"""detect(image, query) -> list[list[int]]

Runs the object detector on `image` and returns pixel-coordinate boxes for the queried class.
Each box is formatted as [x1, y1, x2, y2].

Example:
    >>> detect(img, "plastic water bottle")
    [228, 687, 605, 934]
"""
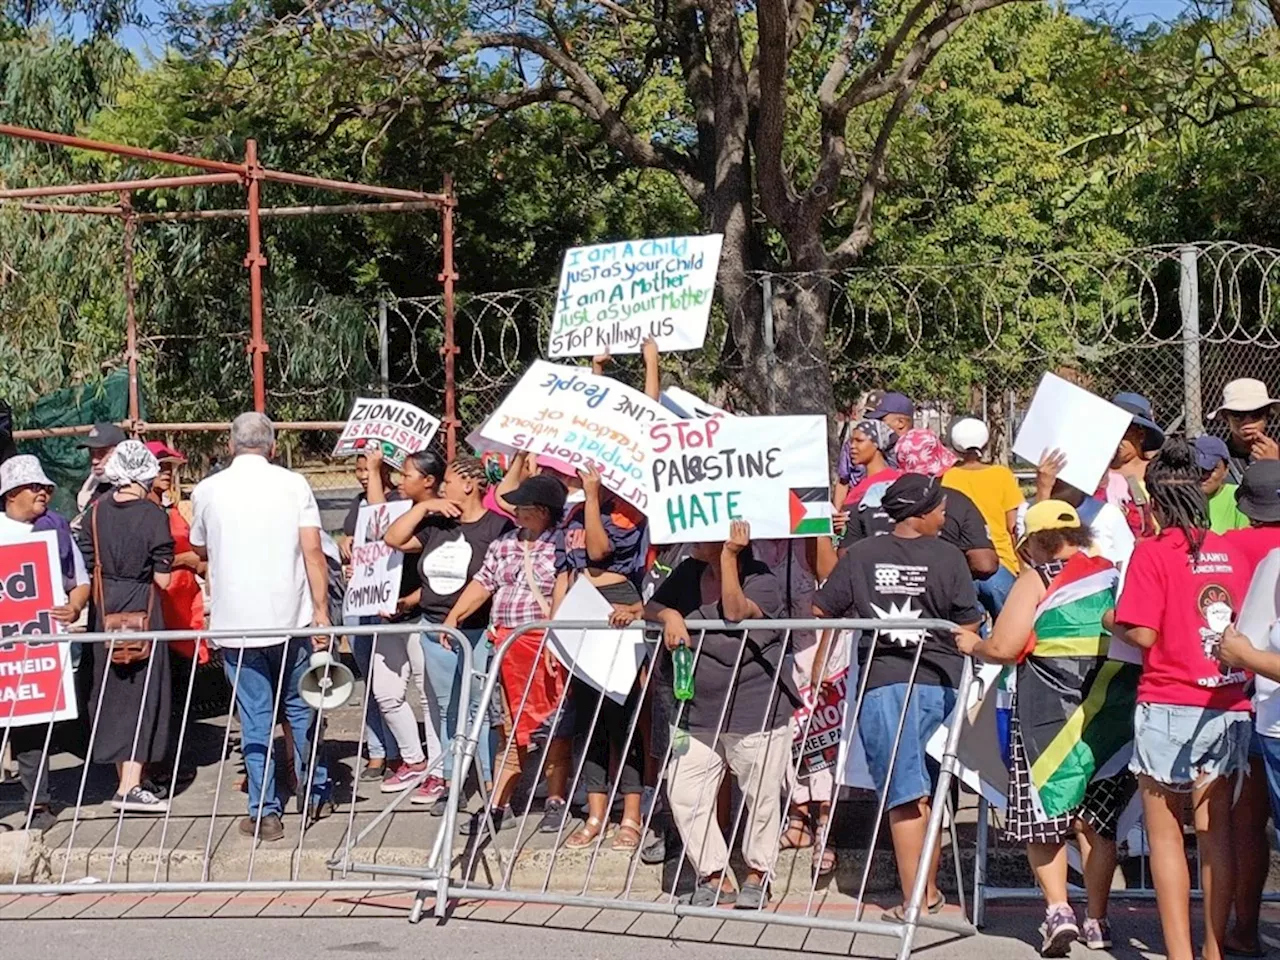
[673, 642, 695, 702]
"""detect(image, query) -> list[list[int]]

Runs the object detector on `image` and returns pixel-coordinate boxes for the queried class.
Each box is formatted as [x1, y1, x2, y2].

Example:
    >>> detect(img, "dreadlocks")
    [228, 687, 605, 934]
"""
[1145, 437, 1209, 558]
[449, 454, 490, 489]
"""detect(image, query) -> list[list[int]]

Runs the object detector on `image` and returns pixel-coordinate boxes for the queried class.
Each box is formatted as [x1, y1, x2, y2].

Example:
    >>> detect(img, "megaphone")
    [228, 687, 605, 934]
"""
[298, 651, 355, 711]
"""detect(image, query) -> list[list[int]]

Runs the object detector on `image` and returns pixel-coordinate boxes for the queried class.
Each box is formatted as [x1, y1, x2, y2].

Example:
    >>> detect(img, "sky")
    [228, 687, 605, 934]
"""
[93, 0, 1200, 61]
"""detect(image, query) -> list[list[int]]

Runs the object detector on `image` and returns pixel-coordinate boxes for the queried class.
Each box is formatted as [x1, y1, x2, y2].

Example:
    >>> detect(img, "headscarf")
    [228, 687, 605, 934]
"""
[896, 428, 958, 478]
[852, 419, 898, 455]
[882, 474, 946, 522]
[101, 439, 160, 489]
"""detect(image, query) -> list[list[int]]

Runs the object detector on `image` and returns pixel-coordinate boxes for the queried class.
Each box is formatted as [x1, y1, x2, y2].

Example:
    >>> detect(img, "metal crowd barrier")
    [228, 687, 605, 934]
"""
[0, 616, 977, 960]
[0, 623, 465, 904]
[411, 617, 976, 960]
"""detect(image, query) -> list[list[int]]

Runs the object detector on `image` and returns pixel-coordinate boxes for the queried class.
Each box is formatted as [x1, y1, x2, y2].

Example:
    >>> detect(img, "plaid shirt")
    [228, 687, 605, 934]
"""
[475, 529, 558, 628]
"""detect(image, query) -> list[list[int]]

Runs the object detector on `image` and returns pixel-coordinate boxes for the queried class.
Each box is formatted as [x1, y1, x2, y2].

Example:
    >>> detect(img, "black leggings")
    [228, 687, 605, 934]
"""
[571, 676, 644, 796]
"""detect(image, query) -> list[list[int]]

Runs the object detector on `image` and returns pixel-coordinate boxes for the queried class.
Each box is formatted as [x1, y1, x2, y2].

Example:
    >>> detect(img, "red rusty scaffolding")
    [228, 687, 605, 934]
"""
[0, 123, 461, 458]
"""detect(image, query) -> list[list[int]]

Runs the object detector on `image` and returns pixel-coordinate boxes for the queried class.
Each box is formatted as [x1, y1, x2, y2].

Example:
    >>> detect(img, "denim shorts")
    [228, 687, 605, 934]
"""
[858, 682, 957, 810]
[1129, 702, 1252, 790]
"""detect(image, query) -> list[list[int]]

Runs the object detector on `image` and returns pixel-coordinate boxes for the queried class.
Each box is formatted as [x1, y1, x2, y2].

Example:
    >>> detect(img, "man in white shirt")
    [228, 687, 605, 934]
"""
[190, 413, 332, 841]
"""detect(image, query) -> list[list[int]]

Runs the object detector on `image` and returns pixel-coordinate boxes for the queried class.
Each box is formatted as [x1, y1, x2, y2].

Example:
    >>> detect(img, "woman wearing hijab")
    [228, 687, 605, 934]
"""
[78, 440, 175, 814]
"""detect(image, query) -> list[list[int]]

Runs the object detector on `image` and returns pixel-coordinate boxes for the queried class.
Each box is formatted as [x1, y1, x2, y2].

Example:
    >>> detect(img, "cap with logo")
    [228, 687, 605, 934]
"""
[868, 391, 915, 420]
[78, 421, 128, 450]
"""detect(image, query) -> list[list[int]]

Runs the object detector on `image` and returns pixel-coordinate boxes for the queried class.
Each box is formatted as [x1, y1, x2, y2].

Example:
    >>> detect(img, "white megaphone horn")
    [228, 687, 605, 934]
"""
[298, 651, 355, 711]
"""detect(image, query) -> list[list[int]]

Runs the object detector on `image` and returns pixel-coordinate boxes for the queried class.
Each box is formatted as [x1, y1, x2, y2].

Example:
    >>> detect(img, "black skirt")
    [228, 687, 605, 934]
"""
[87, 634, 173, 766]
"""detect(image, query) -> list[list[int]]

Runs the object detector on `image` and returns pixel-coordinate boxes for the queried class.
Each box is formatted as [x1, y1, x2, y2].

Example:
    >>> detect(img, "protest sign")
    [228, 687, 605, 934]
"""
[549, 235, 723, 358]
[645, 414, 831, 543]
[793, 666, 849, 777]
[1013, 373, 1134, 494]
[332, 398, 441, 469]
[549, 578, 648, 704]
[660, 386, 729, 420]
[476, 360, 670, 511]
[344, 500, 414, 619]
[0, 533, 76, 728]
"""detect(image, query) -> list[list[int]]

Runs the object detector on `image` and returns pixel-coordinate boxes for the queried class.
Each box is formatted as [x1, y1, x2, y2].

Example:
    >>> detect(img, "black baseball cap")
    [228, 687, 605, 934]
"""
[78, 421, 127, 450]
[505, 474, 568, 516]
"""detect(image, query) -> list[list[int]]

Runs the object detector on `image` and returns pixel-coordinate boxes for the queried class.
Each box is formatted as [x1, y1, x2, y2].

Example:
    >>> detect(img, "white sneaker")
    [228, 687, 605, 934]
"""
[111, 786, 169, 814]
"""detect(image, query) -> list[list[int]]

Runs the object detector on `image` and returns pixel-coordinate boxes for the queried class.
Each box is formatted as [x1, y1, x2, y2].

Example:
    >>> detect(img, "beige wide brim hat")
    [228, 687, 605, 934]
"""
[1211, 378, 1280, 418]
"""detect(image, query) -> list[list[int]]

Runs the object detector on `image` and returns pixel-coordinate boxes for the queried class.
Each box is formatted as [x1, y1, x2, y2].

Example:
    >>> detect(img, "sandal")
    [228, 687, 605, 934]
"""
[779, 813, 814, 850]
[881, 893, 945, 922]
[565, 815, 610, 849]
[611, 818, 643, 852]
[815, 845, 838, 878]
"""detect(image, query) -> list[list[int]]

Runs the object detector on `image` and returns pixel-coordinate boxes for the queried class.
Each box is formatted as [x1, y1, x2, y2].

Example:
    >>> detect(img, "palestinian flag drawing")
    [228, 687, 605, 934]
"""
[789, 487, 833, 536]
[1018, 552, 1139, 820]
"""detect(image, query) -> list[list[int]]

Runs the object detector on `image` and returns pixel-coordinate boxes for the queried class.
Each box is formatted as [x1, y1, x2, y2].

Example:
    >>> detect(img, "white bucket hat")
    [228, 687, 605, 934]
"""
[0, 455, 56, 498]
[1212, 378, 1280, 418]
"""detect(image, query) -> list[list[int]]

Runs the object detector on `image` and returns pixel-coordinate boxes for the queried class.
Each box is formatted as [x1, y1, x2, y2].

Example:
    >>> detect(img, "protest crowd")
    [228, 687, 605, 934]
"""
[8, 313, 1280, 960]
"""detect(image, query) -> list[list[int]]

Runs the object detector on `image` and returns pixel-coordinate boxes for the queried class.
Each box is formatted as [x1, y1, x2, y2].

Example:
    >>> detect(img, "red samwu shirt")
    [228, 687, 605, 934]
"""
[1115, 528, 1252, 711]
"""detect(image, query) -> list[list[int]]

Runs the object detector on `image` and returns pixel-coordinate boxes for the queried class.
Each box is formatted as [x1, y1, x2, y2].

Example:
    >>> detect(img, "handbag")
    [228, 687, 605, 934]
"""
[91, 503, 155, 666]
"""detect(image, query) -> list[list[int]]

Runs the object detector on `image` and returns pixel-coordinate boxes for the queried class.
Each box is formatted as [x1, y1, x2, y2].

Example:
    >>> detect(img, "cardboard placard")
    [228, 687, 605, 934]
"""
[475, 360, 670, 512]
[549, 235, 723, 358]
[333, 398, 441, 469]
[645, 415, 832, 543]
[0, 532, 76, 729]
[548, 578, 648, 704]
[660, 386, 729, 420]
[1012, 373, 1134, 494]
[344, 500, 414, 618]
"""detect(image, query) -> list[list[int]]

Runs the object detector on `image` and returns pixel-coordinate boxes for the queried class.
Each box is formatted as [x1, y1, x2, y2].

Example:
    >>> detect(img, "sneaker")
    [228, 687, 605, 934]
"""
[689, 879, 737, 908]
[411, 776, 447, 806]
[1040, 906, 1080, 958]
[1080, 918, 1112, 950]
[359, 761, 388, 782]
[26, 807, 58, 833]
[537, 797, 569, 834]
[735, 880, 770, 910]
[239, 813, 285, 842]
[380, 763, 427, 793]
[110, 786, 169, 814]
[460, 806, 514, 836]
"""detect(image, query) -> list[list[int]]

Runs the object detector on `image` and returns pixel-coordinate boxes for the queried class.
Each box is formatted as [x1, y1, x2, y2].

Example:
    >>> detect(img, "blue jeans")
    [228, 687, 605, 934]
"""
[421, 625, 492, 784]
[346, 615, 397, 763]
[975, 565, 1017, 621]
[1256, 733, 1280, 828]
[858, 682, 957, 810]
[223, 639, 331, 818]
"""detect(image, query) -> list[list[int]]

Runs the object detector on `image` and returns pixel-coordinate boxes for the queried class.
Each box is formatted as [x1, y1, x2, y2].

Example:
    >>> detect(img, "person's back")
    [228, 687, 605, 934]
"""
[190, 443, 320, 641]
[942, 463, 1022, 572]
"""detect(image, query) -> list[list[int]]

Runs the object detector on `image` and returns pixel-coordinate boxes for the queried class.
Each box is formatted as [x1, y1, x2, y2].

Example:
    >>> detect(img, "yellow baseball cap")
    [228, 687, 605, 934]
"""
[1018, 500, 1081, 549]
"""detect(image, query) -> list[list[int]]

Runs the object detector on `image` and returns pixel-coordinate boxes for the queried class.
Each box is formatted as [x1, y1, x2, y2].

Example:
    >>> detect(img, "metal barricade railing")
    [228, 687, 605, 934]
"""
[0, 622, 471, 907]
[420, 617, 976, 960]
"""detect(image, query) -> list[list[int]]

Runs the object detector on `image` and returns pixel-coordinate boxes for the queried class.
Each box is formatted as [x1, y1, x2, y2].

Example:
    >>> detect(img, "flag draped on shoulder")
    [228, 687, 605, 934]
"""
[1018, 553, 1139, 819]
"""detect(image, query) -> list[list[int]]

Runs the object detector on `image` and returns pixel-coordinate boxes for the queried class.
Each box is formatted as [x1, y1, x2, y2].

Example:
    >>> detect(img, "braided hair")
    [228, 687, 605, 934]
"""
[449, 454, 490, 489]
[1145, 437, 1209, 558]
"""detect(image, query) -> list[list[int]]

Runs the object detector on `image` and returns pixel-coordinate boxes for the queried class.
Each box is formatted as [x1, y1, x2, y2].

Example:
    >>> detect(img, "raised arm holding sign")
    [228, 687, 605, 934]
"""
[332, 397, 442, 469]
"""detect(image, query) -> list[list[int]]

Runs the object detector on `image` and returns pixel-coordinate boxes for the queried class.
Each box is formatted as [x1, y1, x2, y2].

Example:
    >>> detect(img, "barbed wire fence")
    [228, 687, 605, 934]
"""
[15, 241, 1280, 491]
[283, 242, 1280, 474]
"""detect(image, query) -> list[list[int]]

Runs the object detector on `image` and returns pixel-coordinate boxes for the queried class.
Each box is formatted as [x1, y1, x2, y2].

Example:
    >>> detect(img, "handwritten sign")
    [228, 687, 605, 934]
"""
[333, 398, 442, 469]
[549, 235, 723, 358]
[476, 360, 670, 512]
[0, 533, 76, 728]
[793, 667, 848, 776]
[646, 415, 831, 543]
[344, 500, 414, 618]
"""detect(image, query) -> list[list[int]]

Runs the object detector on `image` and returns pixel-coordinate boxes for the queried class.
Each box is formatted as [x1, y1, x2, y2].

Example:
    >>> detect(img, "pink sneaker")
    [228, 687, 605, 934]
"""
[410, 776, 447, 805]
[380, 762, 427, 793]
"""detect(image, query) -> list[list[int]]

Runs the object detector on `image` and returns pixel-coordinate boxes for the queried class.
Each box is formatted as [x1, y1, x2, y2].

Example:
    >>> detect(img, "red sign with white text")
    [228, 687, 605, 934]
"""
[0, 535, 76, 727]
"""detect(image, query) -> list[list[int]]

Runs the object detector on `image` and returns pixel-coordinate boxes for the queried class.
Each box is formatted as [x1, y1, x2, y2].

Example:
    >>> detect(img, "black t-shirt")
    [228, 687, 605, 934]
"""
[813, 533, 983, 690]
[847, 485, 993, 558]
[650, 556, 799, 736]
[344, 491, 421, 602]
[414, 511, 514, 628]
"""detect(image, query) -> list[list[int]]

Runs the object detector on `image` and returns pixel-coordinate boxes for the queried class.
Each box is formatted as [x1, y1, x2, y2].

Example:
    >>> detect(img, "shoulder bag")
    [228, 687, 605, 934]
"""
[91, 503, 154, 666]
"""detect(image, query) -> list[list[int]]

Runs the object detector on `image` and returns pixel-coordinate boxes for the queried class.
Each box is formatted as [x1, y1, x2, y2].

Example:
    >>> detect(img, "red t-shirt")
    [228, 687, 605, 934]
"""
[847, 468, 903, 509]
[1115, 528, 1251, 710]
[1224, 525, 1280, 569]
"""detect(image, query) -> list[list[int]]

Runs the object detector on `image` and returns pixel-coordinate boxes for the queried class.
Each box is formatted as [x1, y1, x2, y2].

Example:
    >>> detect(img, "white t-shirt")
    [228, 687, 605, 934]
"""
[189, 454, 322, 649]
